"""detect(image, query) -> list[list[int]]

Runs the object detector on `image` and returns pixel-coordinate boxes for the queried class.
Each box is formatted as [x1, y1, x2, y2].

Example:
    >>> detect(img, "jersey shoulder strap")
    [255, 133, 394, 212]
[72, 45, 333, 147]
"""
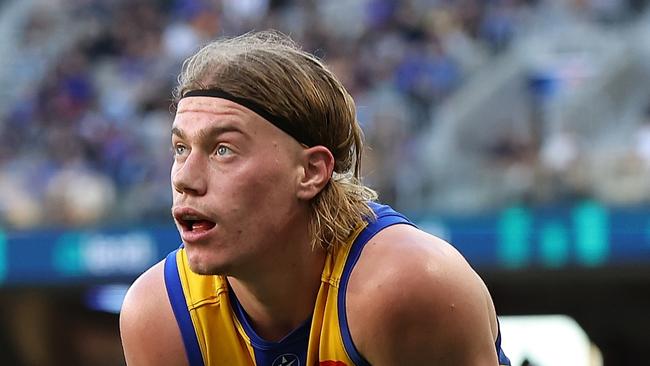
[337, 202, 415, 365]
[164, 248, 205, 366]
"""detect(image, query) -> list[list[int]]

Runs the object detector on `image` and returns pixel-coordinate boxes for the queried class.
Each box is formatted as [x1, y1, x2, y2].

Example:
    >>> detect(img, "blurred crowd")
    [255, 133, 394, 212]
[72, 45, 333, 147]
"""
[0, 0, 647, 229]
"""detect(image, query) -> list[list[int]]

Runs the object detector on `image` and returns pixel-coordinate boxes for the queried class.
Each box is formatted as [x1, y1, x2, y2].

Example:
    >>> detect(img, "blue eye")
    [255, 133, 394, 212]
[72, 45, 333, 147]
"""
[174, 144, 187, 156]
[216, 145, 232, 156]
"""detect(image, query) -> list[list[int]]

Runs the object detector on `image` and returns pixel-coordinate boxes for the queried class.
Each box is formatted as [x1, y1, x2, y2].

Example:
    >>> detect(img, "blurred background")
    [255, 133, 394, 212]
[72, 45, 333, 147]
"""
[0, 0, 649, 364]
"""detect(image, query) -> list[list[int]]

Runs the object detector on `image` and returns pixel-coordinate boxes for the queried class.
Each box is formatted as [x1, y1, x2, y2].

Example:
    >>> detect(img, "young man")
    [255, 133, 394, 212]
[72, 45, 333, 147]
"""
[120, 31, 510, 366]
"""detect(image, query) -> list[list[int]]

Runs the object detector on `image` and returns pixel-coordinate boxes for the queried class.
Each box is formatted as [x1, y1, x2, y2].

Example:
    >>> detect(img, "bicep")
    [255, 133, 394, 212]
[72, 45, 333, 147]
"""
[120, 261, 188, 366]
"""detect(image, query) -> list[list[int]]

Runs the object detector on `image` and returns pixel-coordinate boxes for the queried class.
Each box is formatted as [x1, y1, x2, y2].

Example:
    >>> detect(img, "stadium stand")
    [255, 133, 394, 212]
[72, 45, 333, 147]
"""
[1, 0, 650, 365]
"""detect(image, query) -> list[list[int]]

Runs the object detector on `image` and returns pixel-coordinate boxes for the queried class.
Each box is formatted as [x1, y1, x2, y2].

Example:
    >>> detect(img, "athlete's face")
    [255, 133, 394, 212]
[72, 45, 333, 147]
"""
[170, 96, 307, 275]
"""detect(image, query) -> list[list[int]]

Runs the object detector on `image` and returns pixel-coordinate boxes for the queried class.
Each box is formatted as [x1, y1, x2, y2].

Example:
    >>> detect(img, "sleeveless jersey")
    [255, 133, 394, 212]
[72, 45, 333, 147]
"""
[164, 203, 511, 366]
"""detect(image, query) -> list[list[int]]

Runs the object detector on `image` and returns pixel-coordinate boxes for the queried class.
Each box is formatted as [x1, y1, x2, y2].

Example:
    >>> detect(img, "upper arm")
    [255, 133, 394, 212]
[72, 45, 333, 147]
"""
[347, 225, 500, 366]
[120, 260, 188, 366]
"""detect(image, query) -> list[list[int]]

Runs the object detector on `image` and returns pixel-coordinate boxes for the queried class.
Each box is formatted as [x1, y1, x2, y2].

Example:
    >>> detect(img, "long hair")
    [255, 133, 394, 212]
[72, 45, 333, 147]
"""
[173, 31, 377, 250]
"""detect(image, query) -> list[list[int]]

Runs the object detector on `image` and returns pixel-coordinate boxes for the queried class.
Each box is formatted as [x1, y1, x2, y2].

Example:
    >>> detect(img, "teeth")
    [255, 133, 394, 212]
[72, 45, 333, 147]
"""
[182, 215, 200, 220]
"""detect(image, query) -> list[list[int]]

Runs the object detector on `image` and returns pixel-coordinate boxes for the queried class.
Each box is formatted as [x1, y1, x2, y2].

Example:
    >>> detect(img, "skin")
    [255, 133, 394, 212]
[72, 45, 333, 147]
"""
[120, 96, 501, 365]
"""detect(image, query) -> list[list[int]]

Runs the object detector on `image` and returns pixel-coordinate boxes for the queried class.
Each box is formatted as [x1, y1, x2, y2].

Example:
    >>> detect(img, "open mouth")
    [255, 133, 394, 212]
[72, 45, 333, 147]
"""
[172, 207, 218, 237]
[178, 217, 217, 232]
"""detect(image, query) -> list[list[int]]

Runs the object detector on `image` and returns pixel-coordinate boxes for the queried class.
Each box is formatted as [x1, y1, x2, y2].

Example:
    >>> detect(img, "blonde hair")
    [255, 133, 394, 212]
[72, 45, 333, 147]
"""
[173, 31, 377, 250]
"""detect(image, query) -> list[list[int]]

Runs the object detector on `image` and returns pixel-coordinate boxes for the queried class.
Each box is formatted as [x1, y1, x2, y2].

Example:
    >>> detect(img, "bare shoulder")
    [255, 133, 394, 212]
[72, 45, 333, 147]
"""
[346, 224, 499, 366]
[120, 260, 188, 366]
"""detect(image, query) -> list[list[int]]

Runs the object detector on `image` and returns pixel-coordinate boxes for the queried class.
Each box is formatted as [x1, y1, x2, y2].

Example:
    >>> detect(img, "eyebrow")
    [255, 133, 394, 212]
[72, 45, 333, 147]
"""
[171, 124, 247, 142]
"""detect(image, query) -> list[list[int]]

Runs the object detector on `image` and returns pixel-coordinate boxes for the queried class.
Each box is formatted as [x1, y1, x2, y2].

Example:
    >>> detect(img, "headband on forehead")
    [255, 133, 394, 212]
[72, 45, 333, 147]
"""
[182, 89, 315, 147]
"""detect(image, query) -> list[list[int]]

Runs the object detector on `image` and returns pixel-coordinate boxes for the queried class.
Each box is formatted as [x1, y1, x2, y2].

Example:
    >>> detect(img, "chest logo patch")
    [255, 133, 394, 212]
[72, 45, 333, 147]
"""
[272, 353, 300, 366]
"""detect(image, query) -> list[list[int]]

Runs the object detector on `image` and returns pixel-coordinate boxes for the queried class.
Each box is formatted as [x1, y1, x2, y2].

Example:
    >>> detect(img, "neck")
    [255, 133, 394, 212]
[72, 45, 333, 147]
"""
[227, 226, 327, 342]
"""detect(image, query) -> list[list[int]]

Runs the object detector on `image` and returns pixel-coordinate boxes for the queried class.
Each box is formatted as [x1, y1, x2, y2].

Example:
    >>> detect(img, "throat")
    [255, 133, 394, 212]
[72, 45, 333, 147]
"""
[228, 282, 314, 343]
[225, 241, 328, 341]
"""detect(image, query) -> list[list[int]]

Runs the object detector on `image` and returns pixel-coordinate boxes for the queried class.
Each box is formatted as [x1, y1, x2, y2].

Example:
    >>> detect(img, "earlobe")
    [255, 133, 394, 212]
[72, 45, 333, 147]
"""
[297, 146, 334, 200]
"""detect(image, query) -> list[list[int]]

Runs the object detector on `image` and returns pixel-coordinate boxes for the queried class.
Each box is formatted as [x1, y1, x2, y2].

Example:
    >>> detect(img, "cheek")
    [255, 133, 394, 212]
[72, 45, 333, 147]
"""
[234, 170, 286, 203]
[228, 161, 297, 211]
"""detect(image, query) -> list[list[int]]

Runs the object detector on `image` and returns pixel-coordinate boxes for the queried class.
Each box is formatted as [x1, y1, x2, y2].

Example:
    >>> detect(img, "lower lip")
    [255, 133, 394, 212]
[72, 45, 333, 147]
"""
[179, 225, 216, 244]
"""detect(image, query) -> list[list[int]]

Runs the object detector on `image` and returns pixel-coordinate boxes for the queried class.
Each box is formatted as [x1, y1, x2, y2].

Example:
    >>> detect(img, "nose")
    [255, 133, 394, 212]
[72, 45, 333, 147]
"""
[172, 151, 208, 196]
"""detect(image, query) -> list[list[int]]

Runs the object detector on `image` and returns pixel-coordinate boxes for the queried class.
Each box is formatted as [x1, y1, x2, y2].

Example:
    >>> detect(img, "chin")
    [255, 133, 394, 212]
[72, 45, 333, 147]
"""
[186, 249, 229, 276]
[188, 260, 228, 276]
[189, 266, 218, 276]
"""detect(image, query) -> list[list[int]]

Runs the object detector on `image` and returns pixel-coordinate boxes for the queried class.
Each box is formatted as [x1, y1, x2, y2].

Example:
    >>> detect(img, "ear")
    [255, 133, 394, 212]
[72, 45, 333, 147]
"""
[296, 146, 334, 200]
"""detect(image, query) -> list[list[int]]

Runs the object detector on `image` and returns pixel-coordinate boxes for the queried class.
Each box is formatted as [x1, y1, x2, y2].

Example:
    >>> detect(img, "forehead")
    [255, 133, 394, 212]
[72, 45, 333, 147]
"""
[173, 96, 271, 138]
[174, 97, 255, 124]
[172, 97, 299, 148]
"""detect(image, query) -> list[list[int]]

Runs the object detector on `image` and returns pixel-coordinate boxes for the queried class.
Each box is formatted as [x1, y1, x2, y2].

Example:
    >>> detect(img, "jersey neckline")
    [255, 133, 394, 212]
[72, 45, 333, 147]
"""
[227, 281, 313, 351]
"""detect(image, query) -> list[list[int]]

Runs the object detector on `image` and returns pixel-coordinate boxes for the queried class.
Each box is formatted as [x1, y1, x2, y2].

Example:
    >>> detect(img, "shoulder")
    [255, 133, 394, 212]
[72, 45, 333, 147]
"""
[120, 258, 188, 366]
[346, 224, 499, 366]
